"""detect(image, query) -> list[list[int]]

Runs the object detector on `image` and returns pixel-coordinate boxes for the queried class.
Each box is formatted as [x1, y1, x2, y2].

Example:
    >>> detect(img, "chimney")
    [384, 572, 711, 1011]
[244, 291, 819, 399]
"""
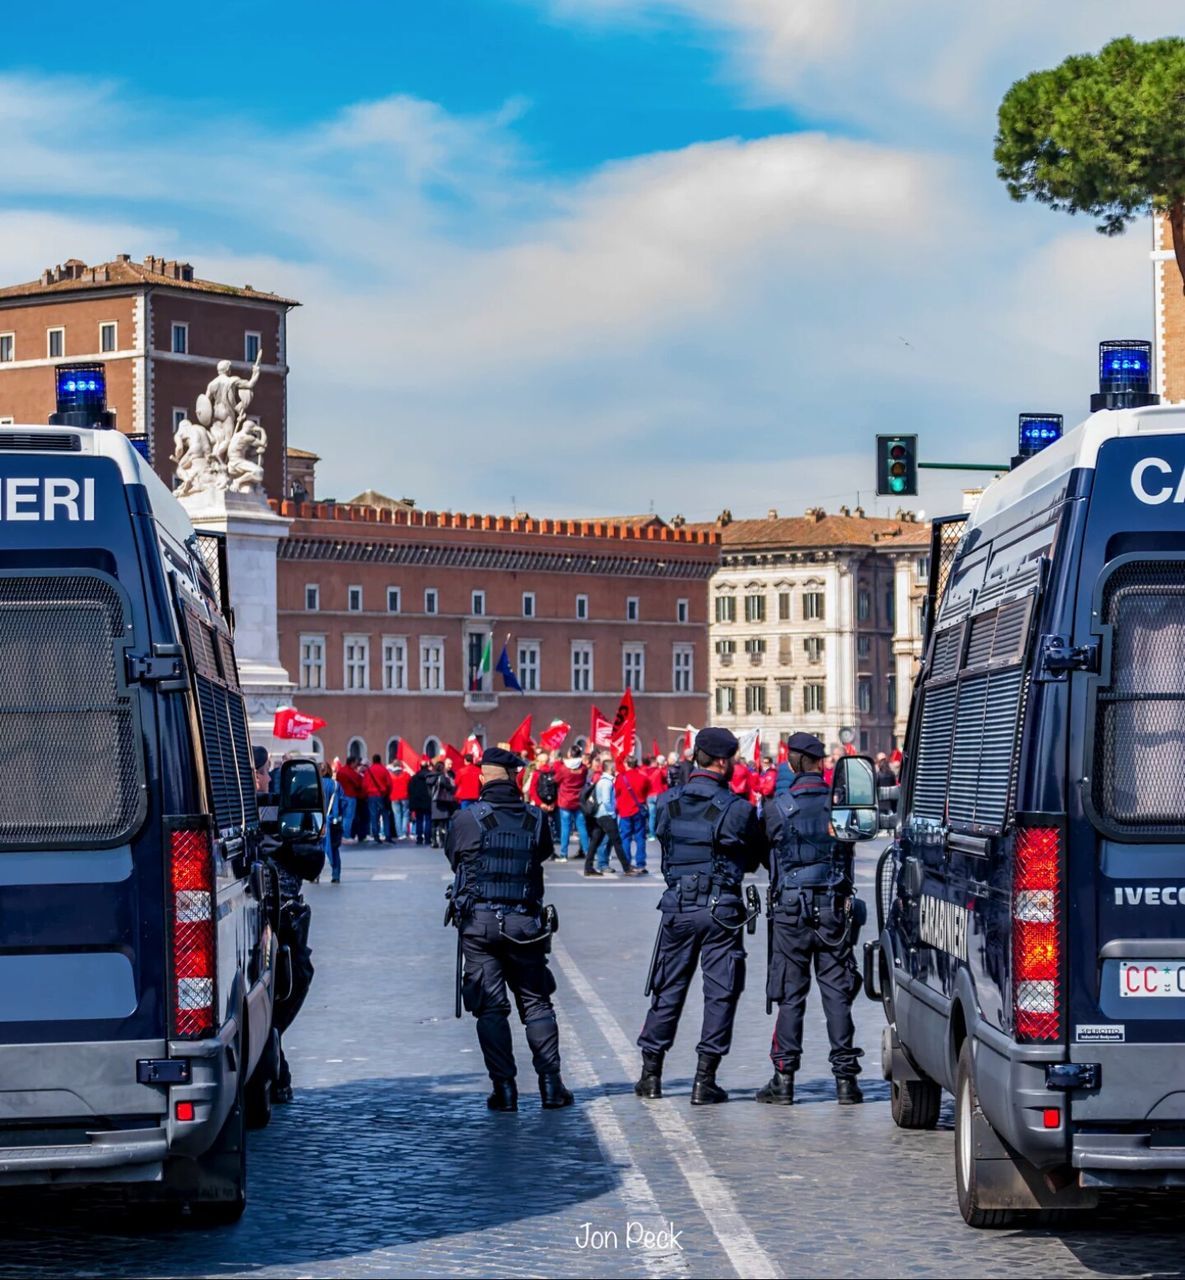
[716, 508, 733, 527]
[116, 253, 131, 263]
[838, 504, 850, 517]
[854, 506, 865, 518]
[767, 507, 778, 520]
[804, 507, 826, 523]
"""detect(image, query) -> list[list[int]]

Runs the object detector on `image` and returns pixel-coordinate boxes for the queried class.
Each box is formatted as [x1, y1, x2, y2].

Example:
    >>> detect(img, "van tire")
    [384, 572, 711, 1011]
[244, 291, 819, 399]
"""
[955, 1042, 1013, 1229]
[891, 1074, 942, 1130]
[187, 1086, 248, 1226]
[245, 1029, 279, 1131]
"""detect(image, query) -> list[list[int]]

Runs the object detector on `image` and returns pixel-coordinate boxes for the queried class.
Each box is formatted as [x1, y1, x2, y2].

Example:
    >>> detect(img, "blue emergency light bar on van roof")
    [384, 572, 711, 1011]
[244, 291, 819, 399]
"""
[1091, 340, 1159, 413]
[1017, 413, 1063, 460]
[49, 362, 115, 430]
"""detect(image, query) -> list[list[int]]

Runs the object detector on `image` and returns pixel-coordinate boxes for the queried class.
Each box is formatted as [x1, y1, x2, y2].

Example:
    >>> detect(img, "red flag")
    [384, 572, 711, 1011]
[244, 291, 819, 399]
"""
[508, 714, 534, 755]
[396, 739, 421, 772]
[463, 734, 483, 763]
[610, 689, 636, 765]
[539, 719, 570, 752]
[651, 738, 660, 759]
[754, 731, 762, 765]
[590, 705, 612, 749]
[683, 725, 694, 755]
[272, 706, 327, 740]
[777, 739, 789, 765]
[443, 742, 465, 772]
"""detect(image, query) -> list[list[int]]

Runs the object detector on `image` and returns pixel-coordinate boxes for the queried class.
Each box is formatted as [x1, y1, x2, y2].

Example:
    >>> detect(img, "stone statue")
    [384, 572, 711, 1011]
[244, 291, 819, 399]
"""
[227, 419, 267, 494]
[172, 351, 269, 499]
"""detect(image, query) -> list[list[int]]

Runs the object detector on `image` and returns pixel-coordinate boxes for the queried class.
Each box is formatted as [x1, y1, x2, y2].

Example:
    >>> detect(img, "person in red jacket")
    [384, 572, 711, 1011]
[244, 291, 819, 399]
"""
[643, 754, 668, 839]
[554, 746, 588, 861]
[362, 753, 393, 842]
[388, 761, 410, 839]
[336, 755, 365, 842]
[616, 756, 651, 873]
[455, 755, 482, 809]
[729, 759, 753, 802]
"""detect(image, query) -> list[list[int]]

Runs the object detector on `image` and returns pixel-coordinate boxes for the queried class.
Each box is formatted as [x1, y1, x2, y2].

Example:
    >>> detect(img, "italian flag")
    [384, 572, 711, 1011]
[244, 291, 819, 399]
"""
[472, 634, 493, 691]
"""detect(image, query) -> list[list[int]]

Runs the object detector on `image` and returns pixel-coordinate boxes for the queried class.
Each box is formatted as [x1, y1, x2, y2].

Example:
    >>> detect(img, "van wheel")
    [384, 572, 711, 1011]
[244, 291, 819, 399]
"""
[188, 1087, 247, 1225]
[955, 1042, 1013, 1229]
[891, 1074, 942, 1129]
[245, 1029, 278, 1131]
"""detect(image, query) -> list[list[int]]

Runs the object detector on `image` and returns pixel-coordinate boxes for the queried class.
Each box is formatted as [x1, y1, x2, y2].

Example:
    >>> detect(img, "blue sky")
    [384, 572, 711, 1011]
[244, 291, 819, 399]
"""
[0, 2, 1182, 518]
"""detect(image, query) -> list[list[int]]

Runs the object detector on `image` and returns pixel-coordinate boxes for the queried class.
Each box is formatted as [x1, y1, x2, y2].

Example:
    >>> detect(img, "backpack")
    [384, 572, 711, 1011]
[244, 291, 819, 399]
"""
[535, 771, 559, 806]
[579, 775, 600, 820]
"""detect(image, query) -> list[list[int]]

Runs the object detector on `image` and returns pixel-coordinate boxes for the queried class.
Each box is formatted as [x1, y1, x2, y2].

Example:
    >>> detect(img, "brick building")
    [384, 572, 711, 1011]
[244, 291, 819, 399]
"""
[1154, 214, 1185, 403]
[701, 507, 931, 754]
[0, 255, 298, 497]
[272, 493, 719, 761]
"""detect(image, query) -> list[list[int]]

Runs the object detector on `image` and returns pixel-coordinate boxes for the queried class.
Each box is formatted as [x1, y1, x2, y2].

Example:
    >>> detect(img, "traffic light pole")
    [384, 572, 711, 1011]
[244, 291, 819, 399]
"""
[917, 462, 1009, 472]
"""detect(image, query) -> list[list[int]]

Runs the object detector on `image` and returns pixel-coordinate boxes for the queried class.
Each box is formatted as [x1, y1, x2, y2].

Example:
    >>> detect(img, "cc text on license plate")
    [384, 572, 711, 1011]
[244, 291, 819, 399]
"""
[1119, 961, 1185, 998]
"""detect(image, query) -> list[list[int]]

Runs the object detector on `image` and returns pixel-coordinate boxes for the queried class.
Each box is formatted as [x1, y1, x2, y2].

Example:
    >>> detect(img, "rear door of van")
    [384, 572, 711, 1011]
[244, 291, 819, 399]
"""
[0, 443, 170, 1130]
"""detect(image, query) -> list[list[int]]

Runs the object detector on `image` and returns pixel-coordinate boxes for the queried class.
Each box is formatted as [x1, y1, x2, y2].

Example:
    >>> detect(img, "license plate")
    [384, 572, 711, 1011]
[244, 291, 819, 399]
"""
[1119, 961, 1185, 998]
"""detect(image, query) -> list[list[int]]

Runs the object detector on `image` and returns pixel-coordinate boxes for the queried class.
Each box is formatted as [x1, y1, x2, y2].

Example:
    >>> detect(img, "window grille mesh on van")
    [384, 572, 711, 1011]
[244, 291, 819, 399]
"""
[0, 574, 143, 848]
[1094, 560, 1185, 832]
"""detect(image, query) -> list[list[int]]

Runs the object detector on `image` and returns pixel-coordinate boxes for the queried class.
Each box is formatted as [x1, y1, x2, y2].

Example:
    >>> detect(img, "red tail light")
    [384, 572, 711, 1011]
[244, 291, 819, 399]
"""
[1013, 826, 1061, 1041]
[169, 827, 216, 1038]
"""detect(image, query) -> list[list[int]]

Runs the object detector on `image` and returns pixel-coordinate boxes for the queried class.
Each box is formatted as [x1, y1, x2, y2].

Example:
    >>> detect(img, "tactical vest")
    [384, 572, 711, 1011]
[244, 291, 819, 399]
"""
[770, 777, 838, 899]
[660, 786, 742, 891]
[466, 802, 545, 907]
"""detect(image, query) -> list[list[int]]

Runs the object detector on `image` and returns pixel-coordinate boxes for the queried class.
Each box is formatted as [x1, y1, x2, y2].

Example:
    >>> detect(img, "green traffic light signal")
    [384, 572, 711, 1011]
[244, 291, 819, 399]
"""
[876, 434, 918, 497]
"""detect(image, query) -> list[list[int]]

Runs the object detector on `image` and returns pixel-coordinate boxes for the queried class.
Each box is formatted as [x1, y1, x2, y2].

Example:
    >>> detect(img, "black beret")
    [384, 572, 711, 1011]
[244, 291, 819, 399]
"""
[786, 732, 826, 759]
[694, 727, 740, 759]
[483, 746, 527, 771]
[253, 745, 270, 771]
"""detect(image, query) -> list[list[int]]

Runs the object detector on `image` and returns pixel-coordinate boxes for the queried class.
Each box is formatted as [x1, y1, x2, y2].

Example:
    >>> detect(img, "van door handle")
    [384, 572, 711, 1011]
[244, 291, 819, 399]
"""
[968, 879, 989, 899]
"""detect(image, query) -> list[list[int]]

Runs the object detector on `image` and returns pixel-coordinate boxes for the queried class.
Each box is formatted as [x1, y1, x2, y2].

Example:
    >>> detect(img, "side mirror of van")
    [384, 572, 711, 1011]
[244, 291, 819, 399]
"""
[831, 754, 878, 842]
[278, 757, 324, 840]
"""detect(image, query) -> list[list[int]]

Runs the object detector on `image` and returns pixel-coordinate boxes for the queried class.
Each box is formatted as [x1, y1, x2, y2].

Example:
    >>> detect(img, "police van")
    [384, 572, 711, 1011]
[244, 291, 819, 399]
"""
[0, 369, 280, 1220]
[868, 343, 1185, 1225]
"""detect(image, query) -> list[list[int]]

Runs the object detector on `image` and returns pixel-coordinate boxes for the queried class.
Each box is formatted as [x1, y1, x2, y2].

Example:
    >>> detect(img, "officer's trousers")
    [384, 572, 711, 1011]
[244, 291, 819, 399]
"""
[461, 910, 561, 1082]
[767, 902, 862, 1077]
[638, 902, 746, 1059]
[274, 898, 315, 1089]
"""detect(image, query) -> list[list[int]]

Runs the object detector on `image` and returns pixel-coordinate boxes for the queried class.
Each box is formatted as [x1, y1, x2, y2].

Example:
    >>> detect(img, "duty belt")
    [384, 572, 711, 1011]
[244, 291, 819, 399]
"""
[668, 872, 741, 910]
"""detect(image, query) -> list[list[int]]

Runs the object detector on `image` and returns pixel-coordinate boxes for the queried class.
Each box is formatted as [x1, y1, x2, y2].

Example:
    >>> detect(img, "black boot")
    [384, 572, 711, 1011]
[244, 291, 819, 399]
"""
[487, 1078, 518, 1112]
[690, 1053, 729, 1105]
[539, 1072, 574, 1109]
[755, 1069, 795, 1105]
[634, 1050, 664, 1099]
[836, 1076, 864, 1105]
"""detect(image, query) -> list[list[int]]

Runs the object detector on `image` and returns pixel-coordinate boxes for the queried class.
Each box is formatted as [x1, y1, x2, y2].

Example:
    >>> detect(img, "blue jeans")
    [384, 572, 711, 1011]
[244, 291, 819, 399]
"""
[393, 799, 409, 838]
[647, 796, 658, 839]
[340, 795, 356, 842]
[323, 823, 342, 881]
[558, 807, 588, 855]
[368, 796, 387, 841]
[413, 810, 431, 844]
[620, 812, 647, 869]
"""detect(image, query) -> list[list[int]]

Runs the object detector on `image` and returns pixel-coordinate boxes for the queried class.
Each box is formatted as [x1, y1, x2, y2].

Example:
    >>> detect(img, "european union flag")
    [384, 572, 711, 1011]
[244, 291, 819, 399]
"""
[496, 644, 523, 692]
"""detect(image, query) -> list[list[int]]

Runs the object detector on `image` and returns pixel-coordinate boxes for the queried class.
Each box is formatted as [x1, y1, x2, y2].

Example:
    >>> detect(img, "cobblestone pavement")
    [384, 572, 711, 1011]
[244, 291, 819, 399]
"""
[0, 838, 1183, 1277]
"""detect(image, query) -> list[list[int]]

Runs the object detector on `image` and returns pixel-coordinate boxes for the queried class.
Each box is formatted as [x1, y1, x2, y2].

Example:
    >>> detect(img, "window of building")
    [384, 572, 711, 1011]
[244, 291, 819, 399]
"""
[575, 593, 588, 621]
[348, 585, 363, 612]
[804, 591, 825, 621]
[744, 637, 767, 656]
[716, 685, 736, 715]
[623, 644, 645, 691]
[745, 683, 767, 714]
[245, 331, 261, 364]
[916, 555, 931, 583]
[425, 588, 438, 615]
[778, 591, 792, 622]
[885, 589, 896, 627]
[0, 418, 12, 426]
[860, 730, 870, 753]
[471, 590, 485, 616]
[171, 323, 188, 355]
[677, 598, 689, 624]
[420, 638, 445, 691]
[715, 595, 736, 624]
[0, 334, 13, 363]
[571, 641, 593, 692]
[857, 588, 871, 622]
[715, 638, 737, 656]
[673, 645, 693, 693]
[778, 635, 793, 666]
[804, 682, 826, 714]
[382, 637, 407, 691]
[385, 737, 400, 764]
[518, 641, 540, 692]
[744, 593, 766, 623]
[47, 327, 64, 359]
[805, 635, 824, 663]
[626, 596, 640, 622]
[344, 635, 369, 690]
[386, 587, 401, 613]
[422, 736, 441, 759]
[304, 584, 319, 611]
[172, 407, 187, 433]
[887, 674, 897, 717]
[100, 322, 117, 353]
[523, 591, 536, 619]
[779, 682, 793, 713]
[347, 736, 367, 762]
[857, 635, 871, 661]
[299, 635, 325, 689]
[858, 677, 873, 713]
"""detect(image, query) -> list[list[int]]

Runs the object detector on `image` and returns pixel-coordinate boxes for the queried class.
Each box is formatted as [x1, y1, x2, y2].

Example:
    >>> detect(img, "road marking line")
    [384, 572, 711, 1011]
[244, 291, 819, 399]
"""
[558, 1009, 689, 1278]
[554, 940, 779, 1280]
[372, 873, 408, 880]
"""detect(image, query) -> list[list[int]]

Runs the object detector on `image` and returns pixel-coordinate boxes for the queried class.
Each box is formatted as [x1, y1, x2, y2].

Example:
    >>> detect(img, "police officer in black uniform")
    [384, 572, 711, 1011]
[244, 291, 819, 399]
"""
[445, 746, 574, 1113]
[757, 732, 864, 1105]
[635, 727, 766, 1105]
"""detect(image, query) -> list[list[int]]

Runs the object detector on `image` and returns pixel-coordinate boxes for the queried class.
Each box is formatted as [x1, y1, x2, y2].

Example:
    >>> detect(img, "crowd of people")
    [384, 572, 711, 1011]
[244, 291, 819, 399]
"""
[306, 739, 903, 883]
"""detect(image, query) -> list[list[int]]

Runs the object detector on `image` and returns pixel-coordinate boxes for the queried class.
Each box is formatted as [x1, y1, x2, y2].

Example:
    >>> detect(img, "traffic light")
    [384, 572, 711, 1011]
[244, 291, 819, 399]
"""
[876, 434, 917, 497]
